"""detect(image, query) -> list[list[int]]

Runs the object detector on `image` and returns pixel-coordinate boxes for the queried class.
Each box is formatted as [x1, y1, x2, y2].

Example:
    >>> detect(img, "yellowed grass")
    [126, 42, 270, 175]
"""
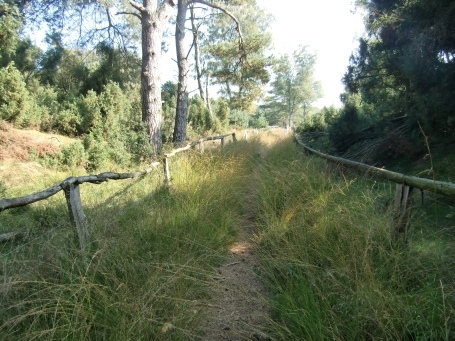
[0, 120, 77, 160]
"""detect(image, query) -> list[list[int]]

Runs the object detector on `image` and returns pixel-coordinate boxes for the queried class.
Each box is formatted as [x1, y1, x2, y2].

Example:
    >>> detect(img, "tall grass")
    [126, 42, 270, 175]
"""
[253, 138, 455, 340]
[2, 132, 454, 340]
[0, 138, 262, 340]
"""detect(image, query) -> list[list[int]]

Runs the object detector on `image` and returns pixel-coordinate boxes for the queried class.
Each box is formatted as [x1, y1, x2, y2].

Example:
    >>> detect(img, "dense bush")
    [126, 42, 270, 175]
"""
[0, 64, 32, 124]
[229, 109, 249, 128]
[296, 106, 339, 133]
[188, 95, 214, 134]
[249, 112, 268, 129]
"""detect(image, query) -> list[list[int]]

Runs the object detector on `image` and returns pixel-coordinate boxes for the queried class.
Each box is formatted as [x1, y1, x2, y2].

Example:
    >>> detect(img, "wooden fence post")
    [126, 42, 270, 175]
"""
[200, 140, 205, 153]
[232, 133, 237, 142]
[63, 182, 89, 249]
[221, 137, 225, 150]
[163, 157, 171, 186]
[392, 184, 414, 244]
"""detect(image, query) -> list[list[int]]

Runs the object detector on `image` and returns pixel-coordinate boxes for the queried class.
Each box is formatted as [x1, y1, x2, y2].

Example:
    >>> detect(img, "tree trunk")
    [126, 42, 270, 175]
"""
[205, 74, 213, 117]
[173, 0, 190, 146]
[172, 0, 244, 144]
[135, 0, 174, 154]
[190, 5, 205, 104]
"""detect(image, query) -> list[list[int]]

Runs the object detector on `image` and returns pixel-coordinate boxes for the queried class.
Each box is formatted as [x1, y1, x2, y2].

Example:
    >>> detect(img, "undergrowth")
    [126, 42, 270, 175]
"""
[253, 138, 455, 340]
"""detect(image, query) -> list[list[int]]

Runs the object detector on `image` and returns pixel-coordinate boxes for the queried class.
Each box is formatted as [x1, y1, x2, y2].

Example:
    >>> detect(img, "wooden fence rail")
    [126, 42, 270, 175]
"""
[295, 137, 455, 197]
[295, 137, 455, 243]
[0, 133, 236, 248]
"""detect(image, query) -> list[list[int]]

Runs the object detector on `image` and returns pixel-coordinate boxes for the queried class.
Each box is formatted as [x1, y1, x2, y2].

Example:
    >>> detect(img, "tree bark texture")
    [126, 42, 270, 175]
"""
[136, 0, 175, 154]
[173, 0, 190, 146]
[63, 183, 89, 250]
[391, 184, 414, 244]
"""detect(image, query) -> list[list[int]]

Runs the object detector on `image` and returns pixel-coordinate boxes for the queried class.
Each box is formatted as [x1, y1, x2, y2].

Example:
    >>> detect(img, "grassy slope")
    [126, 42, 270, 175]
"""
[1, 129, 454, 340]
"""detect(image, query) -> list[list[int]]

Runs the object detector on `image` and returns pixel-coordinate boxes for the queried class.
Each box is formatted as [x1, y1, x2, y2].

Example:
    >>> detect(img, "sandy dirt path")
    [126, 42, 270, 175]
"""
[198, 137, 276, 341]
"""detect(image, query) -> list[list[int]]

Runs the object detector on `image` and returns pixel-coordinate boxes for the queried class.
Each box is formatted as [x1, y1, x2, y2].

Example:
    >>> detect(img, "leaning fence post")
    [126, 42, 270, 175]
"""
[63, 182, 89, 249]
[392, 184, 414, 244]
[163, 157, 171, 186]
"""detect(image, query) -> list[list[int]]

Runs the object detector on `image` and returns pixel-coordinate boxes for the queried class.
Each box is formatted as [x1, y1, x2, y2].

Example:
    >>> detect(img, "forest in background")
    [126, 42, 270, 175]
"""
[1, 0, 455, 172]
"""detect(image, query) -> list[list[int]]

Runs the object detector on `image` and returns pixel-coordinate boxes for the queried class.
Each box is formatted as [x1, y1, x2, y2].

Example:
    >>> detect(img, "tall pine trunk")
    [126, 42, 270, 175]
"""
[172, 0, 189, 146]
[138, 0, 174, 154]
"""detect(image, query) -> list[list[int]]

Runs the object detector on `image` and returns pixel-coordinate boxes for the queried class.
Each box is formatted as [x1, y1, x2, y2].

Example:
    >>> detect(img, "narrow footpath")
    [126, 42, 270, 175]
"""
[198, 137, 274, 341]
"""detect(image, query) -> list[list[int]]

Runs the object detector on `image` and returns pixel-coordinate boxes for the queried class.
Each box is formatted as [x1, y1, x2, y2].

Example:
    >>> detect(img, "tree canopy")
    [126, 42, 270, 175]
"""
[265, 46, 322, 128]
[344, 0, 455, 136]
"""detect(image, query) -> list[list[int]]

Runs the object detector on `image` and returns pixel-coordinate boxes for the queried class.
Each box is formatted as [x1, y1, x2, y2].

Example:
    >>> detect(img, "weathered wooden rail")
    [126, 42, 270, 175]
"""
[0, 132, 236, 248]
[295, 137, 455, 243]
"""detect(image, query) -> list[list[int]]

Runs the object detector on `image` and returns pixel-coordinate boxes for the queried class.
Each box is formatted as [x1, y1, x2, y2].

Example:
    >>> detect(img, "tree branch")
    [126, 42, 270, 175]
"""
[117, 11, 142, 20]
[129, 0, 146, 13]
[188, 0, 246, 61]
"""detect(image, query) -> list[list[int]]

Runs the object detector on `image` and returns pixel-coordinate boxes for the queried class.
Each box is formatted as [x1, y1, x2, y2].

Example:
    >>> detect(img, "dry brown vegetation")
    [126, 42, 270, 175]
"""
[0, 121, 74, 161]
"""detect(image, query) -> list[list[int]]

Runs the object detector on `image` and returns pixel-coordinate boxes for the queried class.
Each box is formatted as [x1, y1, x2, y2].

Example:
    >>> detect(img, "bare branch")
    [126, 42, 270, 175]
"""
[129, 0, 146, 13]
[188, 0, 246, 61]
[117, 11, 142, 20]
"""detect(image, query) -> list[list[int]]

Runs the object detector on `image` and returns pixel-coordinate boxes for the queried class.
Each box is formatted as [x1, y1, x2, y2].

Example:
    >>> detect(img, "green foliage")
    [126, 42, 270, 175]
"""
[214, 97, 230, 128]
[0, 2, 22, 61]
[52, 103, 82, 136]
[328, 103, 363, 153]
[98, 82, 128, 141]
[266, 45, 322, 128]
[249, 111, 268, 128]
[229, 109, 249, 128]
[0, 63, 32, 124]
[38, 32, 65, 87]
[59, 141, 87, 168]
[8, 38, 41, 80]
[188, 95, 213, 134]
[161, 81, 177, 142]
[296, 106, 339, 133]
[77, 90, 102, 134]
[86, 143, 110, 171]
[202, 0, 273, 111]
[82, 42, 141, 95]
[340, 0, 455, 154]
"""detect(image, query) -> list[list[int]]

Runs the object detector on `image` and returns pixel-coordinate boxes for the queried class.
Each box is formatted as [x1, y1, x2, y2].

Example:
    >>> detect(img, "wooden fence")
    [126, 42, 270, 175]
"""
[0, 132, 236, 249]
[295, 137, 455, 243]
